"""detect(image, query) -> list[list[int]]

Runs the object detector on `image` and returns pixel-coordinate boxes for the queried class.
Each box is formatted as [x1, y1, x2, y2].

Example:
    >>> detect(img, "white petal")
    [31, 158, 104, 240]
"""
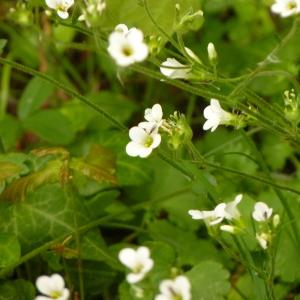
[132, 43, 149, 62]
[159, 279, 175, 297]
[127, 28, 144, 43]
[155, 295, 169, 300]
[126, 142, 143, 157]
[138, 146, 153, 158]
[115, 24, 128, 34]
[50, 274, 65, 292]
[203, 119, 218, 131]
[35, 297, 52, 300]
[57, 10, 69, 19]
[45, 0, 57, 9]
[129, 126, 148, 143]
[36, 276, 54, 296]
[59, 289, 70, 300]
[126, 272, 145, 284]
[118, 248, 138, 270]
[151, 134, 161, 149]
[175, 276, 191, 300]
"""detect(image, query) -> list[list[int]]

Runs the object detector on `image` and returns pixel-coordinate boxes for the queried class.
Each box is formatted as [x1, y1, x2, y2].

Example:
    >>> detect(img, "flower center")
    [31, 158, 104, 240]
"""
[122, 45, 133, 57]
[50, 291, 63, 299]
[288, 1, 297, 9]
[143, 135, 153, 148]
[133, 263, 144, 273]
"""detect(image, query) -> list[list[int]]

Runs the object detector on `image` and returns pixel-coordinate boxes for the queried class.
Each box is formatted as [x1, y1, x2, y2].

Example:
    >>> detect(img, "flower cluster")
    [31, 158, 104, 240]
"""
[108, 24, 149, 67]
[78, 0, 106, 27]
[118, 246, 192, 300]
[189, 194, 243, 234]
[271, 0, 300, 17]
[189, 196, 279, 250]
[45, 0, 74, 19]
[252, 201, 279, 249]
[35, 274, 69, 300]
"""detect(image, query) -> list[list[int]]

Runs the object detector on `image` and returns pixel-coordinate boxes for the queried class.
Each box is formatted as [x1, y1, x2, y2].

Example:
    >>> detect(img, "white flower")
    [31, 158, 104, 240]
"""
[188, 209, 222, 225]
[155, 275, 191, 300]
[118, 246, 154, 284]
[108, 24, 149, 67]
[144, 104, 163, 127]
[256, 232, 269, 250]
[207, 42, 218, 63]
[203, 99, 233, 132]
[252, 202, 273, 222]
[126, 122, 161, 158]
[160, 58, 190, 79]
[35, 274, 69, 300]
[271, 0, 300, 17]
[189, 194, 243, 226]
[45, 0, 74, 19]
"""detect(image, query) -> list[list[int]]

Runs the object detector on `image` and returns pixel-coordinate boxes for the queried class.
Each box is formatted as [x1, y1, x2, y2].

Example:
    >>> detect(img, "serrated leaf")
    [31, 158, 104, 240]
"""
[18, 77, 54, 120]
[186, 261, 231, 300]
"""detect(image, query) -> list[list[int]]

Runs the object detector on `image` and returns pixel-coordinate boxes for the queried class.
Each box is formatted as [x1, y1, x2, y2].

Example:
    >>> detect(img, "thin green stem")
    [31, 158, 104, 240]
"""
[0, 57, 126, 131]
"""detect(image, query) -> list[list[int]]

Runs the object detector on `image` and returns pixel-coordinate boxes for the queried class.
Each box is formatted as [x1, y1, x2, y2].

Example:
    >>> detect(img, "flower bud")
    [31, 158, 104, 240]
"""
[220, 225, 237, 234]
[176, 5, 204, 32]
[273, 214, 280, 228]
[148, 35, 163, 55]
[164, 112, 193, 149]
[207, 42, 218, 65]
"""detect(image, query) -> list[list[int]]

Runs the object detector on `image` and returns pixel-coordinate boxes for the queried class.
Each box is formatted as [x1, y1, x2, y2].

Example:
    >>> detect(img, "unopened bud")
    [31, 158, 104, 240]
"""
[207, 42, 218, 65]
[177, 8, 204, 32]
[220, 225, 236, 234]
[273, 214, 280, 228]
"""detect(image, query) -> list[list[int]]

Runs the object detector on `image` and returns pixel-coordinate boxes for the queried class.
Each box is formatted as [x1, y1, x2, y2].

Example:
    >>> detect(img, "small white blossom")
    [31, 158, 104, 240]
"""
[160, 58, 190, 79]
[118, 246, 154, 284]
[45, 0, 74, 19]
[126, 122, 161, 158]
[203, 99, 233, 132]
[271, 0, 300, 17]
[155, 275, 191, 300]
[252, 202, 273, 222]
[256, 232, 269, 250]
[207, 42, 218, 64]
[108, 24, 148, 67]
[35, 274, 69, 300]
[189, 194, 242, 226]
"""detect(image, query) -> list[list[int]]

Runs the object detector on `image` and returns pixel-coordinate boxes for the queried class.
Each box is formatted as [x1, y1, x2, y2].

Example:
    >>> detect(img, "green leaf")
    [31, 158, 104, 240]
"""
[0, 233, 21, 268]
[0, 162, 22, 183]
[0, 280, 35, 300]
[103, 0, 201, 36]
[0, 39, 7, 55]
[148, 220, 219, 266]
[186, 261, 231, 300]
[23, 109, 75, 145]
[0, 115, 22, 151]
[18, 77, 54, 120]
[0, 184, 106, 253]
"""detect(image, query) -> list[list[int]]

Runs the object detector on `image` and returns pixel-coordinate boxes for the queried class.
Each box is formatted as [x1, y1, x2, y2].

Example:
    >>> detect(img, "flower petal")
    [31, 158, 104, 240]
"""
[129, 126, 147, 143]
[126, 272, 145, 284]
[119, 248, 138, 269]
